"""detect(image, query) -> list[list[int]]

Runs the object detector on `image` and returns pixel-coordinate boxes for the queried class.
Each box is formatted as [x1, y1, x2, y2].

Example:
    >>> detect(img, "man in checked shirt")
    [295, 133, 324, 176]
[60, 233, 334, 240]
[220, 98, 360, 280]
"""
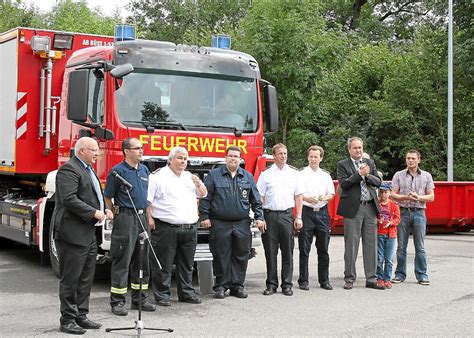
[390, 149, 434, 286]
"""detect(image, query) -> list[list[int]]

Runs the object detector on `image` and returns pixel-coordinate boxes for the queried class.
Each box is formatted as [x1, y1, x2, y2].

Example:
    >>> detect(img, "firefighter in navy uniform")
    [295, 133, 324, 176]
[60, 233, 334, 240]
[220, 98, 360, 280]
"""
[199, 146, 265, 299]
[104, 138, 156, 316]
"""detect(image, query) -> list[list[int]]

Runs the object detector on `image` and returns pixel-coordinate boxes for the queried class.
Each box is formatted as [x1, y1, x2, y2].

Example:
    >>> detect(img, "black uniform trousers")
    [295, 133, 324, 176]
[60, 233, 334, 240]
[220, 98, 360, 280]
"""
[298, 205, 331, 287]
[209, 218, 251, 292]
[109, 209, 150, 306]
[56, 238, 97, 325]
[150, 219, 197, 301]
[262, 208, 294, 289]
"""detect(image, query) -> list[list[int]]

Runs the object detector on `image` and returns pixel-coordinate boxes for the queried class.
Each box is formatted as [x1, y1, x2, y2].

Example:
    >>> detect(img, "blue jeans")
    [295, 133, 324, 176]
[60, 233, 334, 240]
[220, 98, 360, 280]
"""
[394, 209, 428, 281]
[377, 235, 396, 281]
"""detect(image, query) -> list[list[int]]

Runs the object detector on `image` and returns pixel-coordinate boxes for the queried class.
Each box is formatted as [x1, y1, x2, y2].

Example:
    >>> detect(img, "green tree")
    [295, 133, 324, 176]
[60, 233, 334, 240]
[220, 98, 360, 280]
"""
[128, 0, 252, 44]
[0, 0, 44, 32]
[46, 0, 120, 35]
[237, 0, 352, 166]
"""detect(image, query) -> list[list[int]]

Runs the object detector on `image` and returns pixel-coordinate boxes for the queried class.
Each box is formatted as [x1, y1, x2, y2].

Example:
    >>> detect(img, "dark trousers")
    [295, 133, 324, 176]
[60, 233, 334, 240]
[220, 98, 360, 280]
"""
[56, 238, 97, 325]
[262, 209, 294, 289]
[209, 218, 251, 292]
[150, 220, 197, 301]
[298, 205, 331, 286]
[109, 211, 150, 306]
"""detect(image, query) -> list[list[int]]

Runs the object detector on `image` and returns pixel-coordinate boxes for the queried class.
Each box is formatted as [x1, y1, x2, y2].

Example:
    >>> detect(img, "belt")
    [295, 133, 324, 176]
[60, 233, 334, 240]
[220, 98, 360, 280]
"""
[303, 205, 328, 212]
[116, 207, 145, 214]
[155, 219, 196, 229]
[401, 207, 424, 211]
[264, 208, 293, 213]
[359, 200, 373, 206]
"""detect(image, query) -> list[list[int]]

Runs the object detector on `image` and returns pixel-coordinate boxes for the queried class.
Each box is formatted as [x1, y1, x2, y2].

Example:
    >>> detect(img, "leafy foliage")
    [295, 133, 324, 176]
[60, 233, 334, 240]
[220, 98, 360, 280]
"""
[128, 0, 252, 44]
[0, 0, 43, 32]
[46, 0, 120, 35]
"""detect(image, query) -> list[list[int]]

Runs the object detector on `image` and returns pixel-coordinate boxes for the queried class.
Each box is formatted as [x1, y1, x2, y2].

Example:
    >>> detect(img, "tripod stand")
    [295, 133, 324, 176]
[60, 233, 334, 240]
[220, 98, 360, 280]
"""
[105, 185, 173, 336]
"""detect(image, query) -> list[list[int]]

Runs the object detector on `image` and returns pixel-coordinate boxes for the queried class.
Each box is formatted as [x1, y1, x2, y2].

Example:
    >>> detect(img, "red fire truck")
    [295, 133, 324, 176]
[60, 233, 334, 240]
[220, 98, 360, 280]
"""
[0, 27, 278, 276]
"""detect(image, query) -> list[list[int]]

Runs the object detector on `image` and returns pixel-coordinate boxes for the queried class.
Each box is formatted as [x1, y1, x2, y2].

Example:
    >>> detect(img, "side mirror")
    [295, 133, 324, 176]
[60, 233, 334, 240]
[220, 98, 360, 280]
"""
[263, 83, 279, 133]
[67, 69, 89, 122]
[110, 63, 134, 78]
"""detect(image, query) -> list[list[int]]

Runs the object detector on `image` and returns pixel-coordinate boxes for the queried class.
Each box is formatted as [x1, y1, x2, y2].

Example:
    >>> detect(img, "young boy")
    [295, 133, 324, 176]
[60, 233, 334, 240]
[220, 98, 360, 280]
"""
[376, 182, 400, 289]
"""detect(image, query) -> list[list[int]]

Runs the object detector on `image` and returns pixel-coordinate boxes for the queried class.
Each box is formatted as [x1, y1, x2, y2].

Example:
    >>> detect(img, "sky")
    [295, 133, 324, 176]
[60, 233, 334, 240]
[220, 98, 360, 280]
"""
[23, 0, 132, 19]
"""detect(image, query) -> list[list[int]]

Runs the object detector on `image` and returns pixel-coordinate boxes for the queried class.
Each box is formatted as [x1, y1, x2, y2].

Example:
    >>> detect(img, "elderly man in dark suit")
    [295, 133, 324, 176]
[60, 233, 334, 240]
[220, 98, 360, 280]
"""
[336, 137, 383, 290]
[53, 137, 113, 334]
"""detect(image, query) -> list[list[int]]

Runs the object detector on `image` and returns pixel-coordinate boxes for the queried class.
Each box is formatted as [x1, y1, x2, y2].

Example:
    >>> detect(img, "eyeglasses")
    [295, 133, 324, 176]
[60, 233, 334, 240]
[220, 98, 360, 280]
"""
[86, 148, 99, 153]
[127, 147, 143, 151]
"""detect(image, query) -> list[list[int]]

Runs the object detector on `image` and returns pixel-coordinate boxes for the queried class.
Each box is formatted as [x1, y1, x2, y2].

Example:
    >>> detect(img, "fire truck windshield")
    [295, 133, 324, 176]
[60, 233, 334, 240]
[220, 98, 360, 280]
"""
[115, 72, 258, 132]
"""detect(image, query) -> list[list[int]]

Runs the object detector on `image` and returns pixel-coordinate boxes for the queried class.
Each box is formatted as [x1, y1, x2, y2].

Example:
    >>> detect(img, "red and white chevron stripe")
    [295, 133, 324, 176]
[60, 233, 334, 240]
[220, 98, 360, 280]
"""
[16, 92, 27, 139]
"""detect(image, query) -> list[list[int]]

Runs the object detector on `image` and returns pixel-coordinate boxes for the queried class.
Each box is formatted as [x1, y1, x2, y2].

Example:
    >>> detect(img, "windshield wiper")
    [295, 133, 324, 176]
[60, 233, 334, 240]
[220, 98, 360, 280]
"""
[123, 120, 187, 131]
[185, 124, 244, 136]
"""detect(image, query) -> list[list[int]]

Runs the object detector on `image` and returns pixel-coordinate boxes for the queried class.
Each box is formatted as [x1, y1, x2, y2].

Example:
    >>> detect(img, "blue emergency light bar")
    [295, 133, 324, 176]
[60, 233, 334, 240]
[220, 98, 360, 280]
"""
[211, 35, 231, 49]
[115, 25, 136, 42]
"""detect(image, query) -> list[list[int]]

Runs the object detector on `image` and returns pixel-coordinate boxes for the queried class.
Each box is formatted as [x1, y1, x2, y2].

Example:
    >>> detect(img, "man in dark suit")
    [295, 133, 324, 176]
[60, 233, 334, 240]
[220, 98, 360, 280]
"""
[336, 137, 383, 290]
[53, 137, 113, 334]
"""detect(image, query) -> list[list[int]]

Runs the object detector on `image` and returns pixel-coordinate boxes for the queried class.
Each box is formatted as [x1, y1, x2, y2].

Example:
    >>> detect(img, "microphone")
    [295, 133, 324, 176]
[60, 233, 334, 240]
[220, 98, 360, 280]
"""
[112, 171, 133, 189]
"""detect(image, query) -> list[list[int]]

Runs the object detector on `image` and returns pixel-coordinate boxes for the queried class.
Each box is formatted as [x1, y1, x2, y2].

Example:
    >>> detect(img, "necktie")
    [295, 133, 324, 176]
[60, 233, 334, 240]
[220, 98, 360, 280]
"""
[87, 166, 104, 212]
[356, 161, 370, 201]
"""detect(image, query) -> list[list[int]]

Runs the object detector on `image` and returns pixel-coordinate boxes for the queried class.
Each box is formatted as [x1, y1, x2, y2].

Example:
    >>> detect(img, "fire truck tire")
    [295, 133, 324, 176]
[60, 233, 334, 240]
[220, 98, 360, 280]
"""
[48, 222, 60, 278]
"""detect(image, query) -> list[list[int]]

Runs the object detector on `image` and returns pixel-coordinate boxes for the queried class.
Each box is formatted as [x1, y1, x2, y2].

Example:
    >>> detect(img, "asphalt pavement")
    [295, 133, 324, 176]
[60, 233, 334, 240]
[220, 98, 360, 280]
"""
[0, 233, 472, 337]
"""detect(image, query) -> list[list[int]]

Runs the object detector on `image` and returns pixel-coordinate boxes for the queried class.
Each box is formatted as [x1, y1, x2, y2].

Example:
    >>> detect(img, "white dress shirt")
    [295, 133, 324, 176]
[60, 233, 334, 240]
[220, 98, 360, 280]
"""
[299, 166, 335, 209]
[256, 164, 304, 211]
[147, 166, 200, 224]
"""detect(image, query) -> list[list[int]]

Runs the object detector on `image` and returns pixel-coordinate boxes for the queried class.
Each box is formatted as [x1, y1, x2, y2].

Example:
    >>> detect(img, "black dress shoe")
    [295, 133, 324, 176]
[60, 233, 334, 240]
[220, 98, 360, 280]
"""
[156, 299, 171, 306]
[299, 284, 309, 291]
[282, 287, 293, 296]
[179, 296, 202, 304]
[263, 288, 277, 296]
[131, 300, 156, 311]
[59, 322, 86, 335]
[343, 281, 353, 290]
[215, 289, 225, 299]
[230, 288, 248, 298]
[76, 318, 102, 330]
[320, 283, 333, 290]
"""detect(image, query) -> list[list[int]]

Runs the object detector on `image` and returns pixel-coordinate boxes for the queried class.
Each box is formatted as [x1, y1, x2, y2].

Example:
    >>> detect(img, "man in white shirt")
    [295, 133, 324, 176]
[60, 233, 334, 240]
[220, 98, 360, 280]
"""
[256, 143, 304, 296]
[298, 146, 335, 291]
[147, 146, 207, 306]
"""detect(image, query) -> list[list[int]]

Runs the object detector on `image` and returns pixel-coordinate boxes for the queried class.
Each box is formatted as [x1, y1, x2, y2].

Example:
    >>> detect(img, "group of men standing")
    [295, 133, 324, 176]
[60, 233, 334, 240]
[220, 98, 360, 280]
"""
[53, 135, 434, 334]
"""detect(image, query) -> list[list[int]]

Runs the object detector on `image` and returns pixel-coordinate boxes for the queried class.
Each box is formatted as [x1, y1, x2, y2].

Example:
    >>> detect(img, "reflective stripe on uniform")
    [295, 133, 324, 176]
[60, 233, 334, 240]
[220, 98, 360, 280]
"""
[131, 283, 148, 290]
[111, 286, 127, 294]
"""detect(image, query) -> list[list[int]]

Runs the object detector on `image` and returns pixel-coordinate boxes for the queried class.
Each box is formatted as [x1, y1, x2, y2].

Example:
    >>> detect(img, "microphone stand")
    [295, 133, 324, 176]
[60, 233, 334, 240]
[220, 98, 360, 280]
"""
[106, 185, 173, 336]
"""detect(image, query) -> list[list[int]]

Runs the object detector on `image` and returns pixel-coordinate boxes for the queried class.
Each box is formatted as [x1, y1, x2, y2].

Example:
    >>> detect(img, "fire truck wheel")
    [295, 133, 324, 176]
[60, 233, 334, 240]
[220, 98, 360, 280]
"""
[49, 222, 60, 278]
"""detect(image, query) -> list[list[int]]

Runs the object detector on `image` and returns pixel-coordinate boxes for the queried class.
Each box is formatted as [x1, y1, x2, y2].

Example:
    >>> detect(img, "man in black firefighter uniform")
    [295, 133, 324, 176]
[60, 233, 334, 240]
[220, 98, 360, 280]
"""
[104, 137, 155, 316]
[199, 146, 264, 299]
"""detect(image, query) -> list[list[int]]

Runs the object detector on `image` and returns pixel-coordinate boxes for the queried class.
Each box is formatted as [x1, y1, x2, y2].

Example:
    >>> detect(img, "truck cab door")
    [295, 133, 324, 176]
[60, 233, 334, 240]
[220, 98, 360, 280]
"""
[67, 68, 113, 140]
